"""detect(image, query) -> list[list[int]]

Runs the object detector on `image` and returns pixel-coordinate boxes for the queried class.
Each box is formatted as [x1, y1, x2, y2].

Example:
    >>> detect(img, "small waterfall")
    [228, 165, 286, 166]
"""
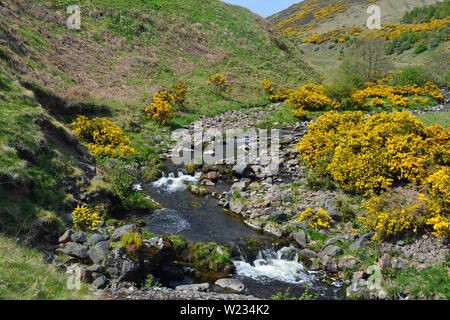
[233, 246, 315, 284]
[152, 171, 201, 192]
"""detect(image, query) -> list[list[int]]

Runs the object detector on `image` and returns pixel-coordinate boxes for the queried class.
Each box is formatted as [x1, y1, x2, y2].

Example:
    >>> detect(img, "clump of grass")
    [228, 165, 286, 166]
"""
[120, 229, 143, 249]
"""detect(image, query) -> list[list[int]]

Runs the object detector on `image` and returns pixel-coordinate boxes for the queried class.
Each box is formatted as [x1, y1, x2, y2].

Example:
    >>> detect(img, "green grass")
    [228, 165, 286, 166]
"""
[416, 110, 450, 127]
[0, 235, 92, 299]
[387, 265, 450, 300]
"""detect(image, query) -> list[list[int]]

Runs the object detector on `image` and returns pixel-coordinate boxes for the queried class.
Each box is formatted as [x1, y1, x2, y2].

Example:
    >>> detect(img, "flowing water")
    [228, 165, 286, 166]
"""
[129, 169, 345, 299]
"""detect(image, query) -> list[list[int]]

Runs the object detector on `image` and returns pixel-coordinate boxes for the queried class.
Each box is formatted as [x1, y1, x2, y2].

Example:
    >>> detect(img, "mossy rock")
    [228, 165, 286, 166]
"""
[188, 242, 235, 275]
[190, 201, 201, 208]
[168, 235, 187, 253]
[184, 164, 197, 176]
[187, 183, 210, 197]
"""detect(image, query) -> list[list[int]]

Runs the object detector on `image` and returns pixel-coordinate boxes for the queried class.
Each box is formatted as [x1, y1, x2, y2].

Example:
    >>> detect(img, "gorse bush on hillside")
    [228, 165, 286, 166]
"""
[207, 73, 233, 94]
[286, 83, 340, 112]
[172, 80, 188, 106]
[145, 90, 175, 125]
[71, 116, 135, 157]
[262, 78, 275, 95]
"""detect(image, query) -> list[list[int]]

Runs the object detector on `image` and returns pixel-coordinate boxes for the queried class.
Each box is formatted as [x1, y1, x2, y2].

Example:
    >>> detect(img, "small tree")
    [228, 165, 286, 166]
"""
[340, 38, 393, 82]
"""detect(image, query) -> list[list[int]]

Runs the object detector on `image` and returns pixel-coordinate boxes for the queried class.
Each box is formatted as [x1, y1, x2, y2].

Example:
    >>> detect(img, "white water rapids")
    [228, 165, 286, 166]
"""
[233, 246, 316, 284]
[151, 171, 202, 192]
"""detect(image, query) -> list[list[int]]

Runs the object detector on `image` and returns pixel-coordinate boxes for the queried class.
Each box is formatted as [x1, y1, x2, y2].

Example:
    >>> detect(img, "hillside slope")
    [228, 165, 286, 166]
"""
[0, 0, 315, 231]
[0, 0, 314, 121]
[269, 0, 443, 40]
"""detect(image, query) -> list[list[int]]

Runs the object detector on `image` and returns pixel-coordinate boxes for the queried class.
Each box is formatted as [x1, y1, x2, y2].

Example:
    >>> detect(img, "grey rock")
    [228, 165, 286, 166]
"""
[348, 234, 371, 251]
[93, 275, 107, 289]
[319, 245, 343, 257]
[71, 232, 87, 243]
[175, 283, 210, 292]
[88, 240, 110, 264]
[63, 242, 88, 259]
[391, 258, 408, 270]
[338, 255, 359, 270]
[59, 229, 73, 244]
[378, 253, 391, 270]
[215, 278, 246, 293]
[229, 199, 248, 215]
[378, 289, 387, 300]
[88, 234, 110, 246]
[324, 236, 340, 247]
[105, 248, 140, 281]
[291, 231, 307, 248]
[300, 249, 316, 259]
[322, 256, 338, 273]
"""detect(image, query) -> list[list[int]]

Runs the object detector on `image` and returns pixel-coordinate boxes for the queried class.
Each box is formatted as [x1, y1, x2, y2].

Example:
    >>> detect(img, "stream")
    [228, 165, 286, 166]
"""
[128, 166, 345, 300]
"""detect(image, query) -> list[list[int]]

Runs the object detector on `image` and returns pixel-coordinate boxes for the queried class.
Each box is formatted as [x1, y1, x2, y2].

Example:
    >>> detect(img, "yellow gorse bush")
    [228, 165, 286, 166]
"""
[427, 167, 450, 204]
[286, 83, 340, 112]
[297, 110, 450, 194]
[72, 205, 101, 231]
[207, 73, 233, 94]
[296, 208, 331, 229]
[262, 78, 275, 95]
[270, 87, 294, 103]
[350, 81, 444, 108]
[359, 191, 428, 240]
[145, 90, 175, 126]
[173, 80, 188, 106]
[71, 115, 135, 158]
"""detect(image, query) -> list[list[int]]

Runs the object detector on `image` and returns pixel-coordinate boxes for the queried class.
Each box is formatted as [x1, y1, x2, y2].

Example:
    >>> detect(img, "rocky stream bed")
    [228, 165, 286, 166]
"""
[47, 92, 450, 300]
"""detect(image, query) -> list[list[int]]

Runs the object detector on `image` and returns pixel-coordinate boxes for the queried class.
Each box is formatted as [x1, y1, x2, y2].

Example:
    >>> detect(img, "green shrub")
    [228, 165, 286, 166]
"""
[105, 162, 138, 200]
[391, 66, 428, 87]
[414, 43, 428, 55]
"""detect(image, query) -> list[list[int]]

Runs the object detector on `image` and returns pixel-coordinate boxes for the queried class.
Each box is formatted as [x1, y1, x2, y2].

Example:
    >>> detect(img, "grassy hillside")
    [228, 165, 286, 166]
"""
[269, 0, 449, 80]
[0, 0, 315, 231]
[269, 0, 443, 40]
[1, 0, 314, 124]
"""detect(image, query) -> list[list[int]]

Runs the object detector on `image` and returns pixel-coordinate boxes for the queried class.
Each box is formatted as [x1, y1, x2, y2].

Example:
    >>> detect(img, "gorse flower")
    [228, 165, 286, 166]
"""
[71, 115, 135, 158]
[72, 205, 101, 231]
[286, 83, 340, 111]
[145, 90, 175, 125]
[207, 73, 233, 94]
[297, 110, 449, 194]
[297, 208, 331, 229]
[172, 80, 188, 106]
